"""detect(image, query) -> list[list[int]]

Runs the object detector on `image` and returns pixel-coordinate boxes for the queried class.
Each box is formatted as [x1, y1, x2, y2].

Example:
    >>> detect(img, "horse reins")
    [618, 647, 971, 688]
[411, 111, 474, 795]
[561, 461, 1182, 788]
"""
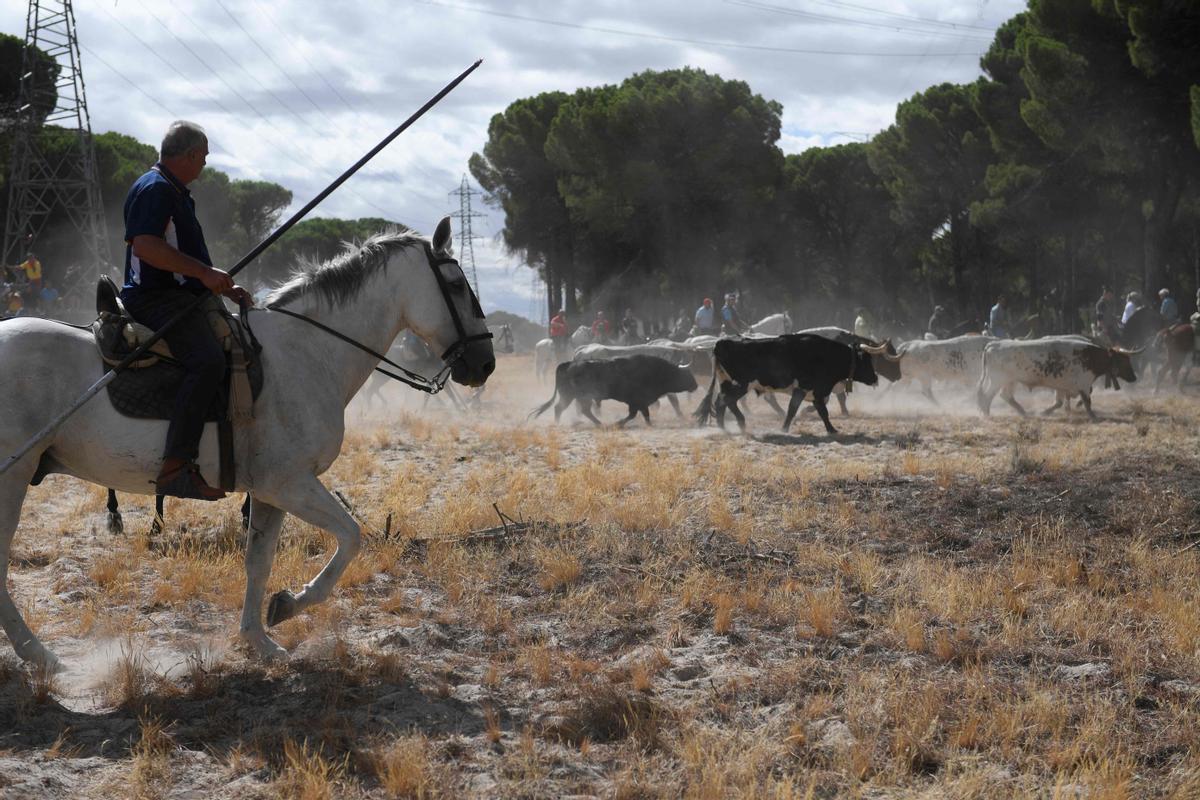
[265, 243, 491, 395]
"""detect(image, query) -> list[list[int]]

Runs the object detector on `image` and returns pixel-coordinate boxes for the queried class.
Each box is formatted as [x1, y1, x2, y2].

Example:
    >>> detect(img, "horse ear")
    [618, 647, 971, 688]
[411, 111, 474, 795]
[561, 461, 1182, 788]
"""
[432, 216, 453, 255]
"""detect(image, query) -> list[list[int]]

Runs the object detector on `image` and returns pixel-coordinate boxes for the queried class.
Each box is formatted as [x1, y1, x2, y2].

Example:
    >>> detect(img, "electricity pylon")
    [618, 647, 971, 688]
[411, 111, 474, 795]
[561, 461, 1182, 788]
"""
[3, 0, 109, 274]
[448, 174, 484, 298]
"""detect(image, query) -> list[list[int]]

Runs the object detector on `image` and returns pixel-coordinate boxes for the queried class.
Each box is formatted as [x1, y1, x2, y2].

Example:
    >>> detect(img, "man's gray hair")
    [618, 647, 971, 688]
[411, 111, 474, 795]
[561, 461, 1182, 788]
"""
[160, 120, 207, 159]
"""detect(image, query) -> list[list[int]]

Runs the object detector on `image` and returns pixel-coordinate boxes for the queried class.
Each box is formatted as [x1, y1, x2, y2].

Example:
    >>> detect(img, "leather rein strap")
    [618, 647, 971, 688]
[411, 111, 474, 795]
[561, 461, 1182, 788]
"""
[265, 243, 492, 395]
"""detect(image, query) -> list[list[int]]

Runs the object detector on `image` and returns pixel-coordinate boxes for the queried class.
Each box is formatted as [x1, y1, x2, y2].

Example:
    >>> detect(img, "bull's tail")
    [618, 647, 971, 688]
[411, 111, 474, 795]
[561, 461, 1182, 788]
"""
[528, 384, 559, 421]
[693, 363, 719, 426]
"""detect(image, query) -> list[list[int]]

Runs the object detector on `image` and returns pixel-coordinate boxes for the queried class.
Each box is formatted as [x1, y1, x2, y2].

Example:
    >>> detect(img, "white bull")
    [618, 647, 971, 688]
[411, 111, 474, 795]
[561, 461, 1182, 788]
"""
[977, 338, 1140, 419]
[572, 342, 694, 366]
[894, 334, 994, 404]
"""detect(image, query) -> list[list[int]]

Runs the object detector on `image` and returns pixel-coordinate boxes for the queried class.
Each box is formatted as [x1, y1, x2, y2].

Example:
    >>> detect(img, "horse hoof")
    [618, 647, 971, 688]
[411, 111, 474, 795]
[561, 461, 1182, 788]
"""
[240, 631, 289, 662]
[22, 646, 62, 674]
[106, 512, 124, 535]
[267, 590, 299, 627]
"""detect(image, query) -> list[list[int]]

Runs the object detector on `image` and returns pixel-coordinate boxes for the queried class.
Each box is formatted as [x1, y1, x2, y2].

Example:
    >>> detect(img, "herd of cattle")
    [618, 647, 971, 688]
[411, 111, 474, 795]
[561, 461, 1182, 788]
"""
[526, 315, 1178, 432]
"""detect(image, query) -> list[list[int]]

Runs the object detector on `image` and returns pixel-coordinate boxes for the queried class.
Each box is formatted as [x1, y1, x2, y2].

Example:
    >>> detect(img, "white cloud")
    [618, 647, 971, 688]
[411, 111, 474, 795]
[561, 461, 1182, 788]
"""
[0, 0, 1024, 319]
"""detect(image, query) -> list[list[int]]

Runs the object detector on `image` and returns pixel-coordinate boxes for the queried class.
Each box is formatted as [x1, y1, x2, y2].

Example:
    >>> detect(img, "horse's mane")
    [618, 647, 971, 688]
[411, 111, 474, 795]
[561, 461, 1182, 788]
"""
[266, 227, 422, 309]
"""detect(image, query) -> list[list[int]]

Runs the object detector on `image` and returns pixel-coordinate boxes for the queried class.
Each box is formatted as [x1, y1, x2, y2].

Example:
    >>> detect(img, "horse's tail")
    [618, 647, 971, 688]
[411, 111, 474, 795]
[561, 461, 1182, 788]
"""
[693, 362, 719, 426]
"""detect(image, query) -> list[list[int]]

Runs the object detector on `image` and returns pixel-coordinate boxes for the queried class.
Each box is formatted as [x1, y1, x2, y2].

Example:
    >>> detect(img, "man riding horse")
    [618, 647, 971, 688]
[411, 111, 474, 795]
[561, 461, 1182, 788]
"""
[121, 121, 252, 501]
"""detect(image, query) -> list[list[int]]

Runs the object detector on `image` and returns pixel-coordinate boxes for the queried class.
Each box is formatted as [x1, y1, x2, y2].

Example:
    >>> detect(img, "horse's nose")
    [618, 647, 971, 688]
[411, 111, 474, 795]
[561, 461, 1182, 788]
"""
[481, 358, 495, 379]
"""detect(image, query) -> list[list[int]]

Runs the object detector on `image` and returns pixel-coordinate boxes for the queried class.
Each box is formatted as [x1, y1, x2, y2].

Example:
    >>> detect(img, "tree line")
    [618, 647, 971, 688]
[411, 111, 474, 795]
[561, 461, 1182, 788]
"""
[469, 0, 1200, 336]
[0, 33, 398, 300]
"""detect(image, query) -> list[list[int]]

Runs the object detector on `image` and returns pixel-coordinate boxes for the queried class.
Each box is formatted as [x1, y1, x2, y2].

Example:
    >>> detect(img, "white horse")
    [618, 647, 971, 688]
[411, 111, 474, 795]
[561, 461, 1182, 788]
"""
[0, 219, 494, 667]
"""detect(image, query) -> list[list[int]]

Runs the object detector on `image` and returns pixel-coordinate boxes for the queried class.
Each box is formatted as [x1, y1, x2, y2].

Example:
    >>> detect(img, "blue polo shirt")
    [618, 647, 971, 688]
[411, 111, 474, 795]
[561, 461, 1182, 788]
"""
[121, 163, 211, 299]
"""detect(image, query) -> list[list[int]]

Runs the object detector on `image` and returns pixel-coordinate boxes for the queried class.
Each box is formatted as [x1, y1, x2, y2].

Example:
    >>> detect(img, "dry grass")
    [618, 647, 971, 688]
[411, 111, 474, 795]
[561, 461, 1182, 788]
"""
[7, 358, 1200, 797]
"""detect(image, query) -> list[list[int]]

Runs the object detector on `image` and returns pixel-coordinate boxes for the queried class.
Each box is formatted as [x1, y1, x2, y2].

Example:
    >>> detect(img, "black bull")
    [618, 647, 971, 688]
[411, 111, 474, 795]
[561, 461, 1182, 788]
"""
[529, 355, 700, 426]
[695, 334, 880, 434]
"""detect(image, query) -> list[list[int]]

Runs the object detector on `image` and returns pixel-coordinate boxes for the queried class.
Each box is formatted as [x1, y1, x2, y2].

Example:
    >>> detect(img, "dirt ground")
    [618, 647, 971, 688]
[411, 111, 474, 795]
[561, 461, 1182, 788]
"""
[3, 352, 1200, 798]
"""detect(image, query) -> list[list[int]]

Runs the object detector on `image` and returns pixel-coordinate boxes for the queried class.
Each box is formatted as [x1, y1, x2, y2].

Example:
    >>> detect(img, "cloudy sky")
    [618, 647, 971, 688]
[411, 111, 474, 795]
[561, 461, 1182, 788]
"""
[1, 0, 1024, 320]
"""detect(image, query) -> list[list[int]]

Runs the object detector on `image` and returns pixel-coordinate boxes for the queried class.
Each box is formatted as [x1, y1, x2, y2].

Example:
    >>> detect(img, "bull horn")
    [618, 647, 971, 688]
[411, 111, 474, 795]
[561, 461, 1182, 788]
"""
[878, 339, 903, 362]
[859, 342, 888, 356]
[1113, 346, 1145, 356]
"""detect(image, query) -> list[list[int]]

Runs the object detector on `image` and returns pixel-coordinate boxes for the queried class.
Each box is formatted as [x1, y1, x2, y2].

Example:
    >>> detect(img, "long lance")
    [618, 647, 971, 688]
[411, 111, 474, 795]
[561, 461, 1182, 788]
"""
[0, 59, 483, 477]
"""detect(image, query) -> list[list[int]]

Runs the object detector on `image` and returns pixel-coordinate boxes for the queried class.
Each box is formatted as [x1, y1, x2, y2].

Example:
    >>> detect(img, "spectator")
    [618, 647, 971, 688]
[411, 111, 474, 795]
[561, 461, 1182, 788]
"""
[20, 251, 41, 293]
[1159, 288, 1179, 326]
[694, 298, 717, 336]
[1121, 291, 1142, 326]
[1095, 286, 1118, 341]
[620, 308, 640, 344]
[988, 295, 1009, 338]
[721, 293, 744, 334]
[591, 310, 612, 343]
[548, 308, 569, 358]
[854, 307, 875, 339]
[39, 282, 59, 311]
[927, 305, 950, 339]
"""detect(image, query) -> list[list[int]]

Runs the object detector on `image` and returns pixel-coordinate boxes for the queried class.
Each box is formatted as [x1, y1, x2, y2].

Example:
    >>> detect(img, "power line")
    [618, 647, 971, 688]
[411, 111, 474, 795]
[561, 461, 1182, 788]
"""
[243, 0, 455, 188]
[416, 0, 985, 57]
[79, 43, 180, 118]
[725, 0, 994, 41]
[214, 0, 455, 197]
[766, 0, 998, 33]
[212, 0, 341, 130]
[139, 0, 332, 134]
[97, 3, 409, 218]
[248, 0, 359, 116]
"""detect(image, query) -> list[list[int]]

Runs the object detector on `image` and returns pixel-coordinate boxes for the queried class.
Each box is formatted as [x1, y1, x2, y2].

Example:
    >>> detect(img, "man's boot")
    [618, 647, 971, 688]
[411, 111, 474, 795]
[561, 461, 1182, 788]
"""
[155, 457, 226, 501]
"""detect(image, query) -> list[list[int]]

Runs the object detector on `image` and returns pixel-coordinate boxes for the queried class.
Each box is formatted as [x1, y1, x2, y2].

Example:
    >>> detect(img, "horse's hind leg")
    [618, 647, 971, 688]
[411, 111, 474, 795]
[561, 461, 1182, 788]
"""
[150, 494, 165, 537]
[260, 475, 361, 628]
[0, 468, 58, 668]
[106, 489, 123, 535]
[239, 498, 288, 660]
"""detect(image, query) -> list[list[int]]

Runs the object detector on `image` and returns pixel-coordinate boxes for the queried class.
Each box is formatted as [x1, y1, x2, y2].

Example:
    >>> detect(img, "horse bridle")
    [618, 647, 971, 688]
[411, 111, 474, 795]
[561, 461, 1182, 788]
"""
[267, 242, 492, 394]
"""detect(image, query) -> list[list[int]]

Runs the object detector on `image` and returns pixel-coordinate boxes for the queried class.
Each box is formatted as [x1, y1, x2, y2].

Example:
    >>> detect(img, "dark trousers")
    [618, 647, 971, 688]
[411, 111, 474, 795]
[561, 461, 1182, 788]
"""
[123, 288, 225, 462]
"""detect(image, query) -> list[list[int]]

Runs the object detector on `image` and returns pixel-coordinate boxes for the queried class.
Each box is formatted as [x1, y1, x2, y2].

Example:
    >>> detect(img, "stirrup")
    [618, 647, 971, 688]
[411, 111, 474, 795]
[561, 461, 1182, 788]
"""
[155, 461, 225, 501]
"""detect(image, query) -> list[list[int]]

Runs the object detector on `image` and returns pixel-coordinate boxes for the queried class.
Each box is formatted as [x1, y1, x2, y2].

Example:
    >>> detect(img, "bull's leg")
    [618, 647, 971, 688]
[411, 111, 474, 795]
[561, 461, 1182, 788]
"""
[578, 399, 604, 426]
[812, 394, 838, 435]
[999, 385, 1026, 416]
[921, 379, 939, 405]
[616, 405, 639, 428]
[640, 406, 652, 426]
[782, 390, 804, 432]
[553, 394, 571, 422]
[835, 390, 849, 417]
[106, 489, 123, 535]
[666, 393, 684, 419]
[763, 393, 786, 419]
[722, 385, 749, 432]
[1042, 392, 1064, 416]
[1079, 391, 1096, 420]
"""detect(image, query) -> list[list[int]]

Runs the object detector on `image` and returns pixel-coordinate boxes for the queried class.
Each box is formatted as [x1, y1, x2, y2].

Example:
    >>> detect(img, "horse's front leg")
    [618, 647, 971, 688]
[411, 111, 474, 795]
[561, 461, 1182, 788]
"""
[0, 462, 59, 669]
[239, 498, 288, 661]
[260, 475, 361, 629]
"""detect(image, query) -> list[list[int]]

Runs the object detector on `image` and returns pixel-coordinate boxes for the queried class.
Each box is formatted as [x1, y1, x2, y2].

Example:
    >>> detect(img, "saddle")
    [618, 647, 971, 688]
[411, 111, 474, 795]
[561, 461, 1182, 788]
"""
[92, 276, 264, 490]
